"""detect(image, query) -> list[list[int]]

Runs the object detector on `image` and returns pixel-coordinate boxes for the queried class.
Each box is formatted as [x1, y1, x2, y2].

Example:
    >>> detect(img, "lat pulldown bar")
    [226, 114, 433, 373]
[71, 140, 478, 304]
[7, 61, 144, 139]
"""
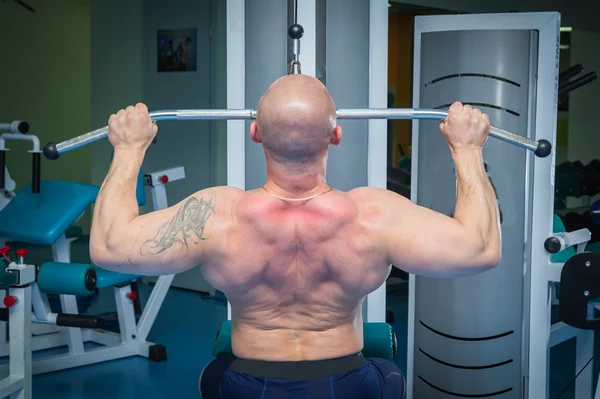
[42, 108, 552, 161]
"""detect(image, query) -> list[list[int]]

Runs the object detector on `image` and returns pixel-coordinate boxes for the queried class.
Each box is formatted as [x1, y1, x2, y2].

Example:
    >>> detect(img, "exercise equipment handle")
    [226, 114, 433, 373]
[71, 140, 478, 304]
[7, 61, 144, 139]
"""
[0, 132, 40, 152]
[336, 109, 551, 158]
[31, 152, 41, 194]
[0, 150, 5, 190]
[0, 132, 42, 193]
[0, 121, 30, 135]
[56, 313, 103, 329]
[43, 108, 552, 159]
[43, 109, 255, 160]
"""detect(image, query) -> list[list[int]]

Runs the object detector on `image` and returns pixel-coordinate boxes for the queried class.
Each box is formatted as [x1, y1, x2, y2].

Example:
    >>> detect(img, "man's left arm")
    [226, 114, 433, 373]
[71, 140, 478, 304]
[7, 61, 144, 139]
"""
[89, 103, 237, 275]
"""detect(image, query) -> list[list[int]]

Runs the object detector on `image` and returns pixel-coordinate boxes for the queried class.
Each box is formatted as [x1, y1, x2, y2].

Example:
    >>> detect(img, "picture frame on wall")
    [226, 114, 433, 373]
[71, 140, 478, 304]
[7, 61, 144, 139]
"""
[157, 28, 197, 72]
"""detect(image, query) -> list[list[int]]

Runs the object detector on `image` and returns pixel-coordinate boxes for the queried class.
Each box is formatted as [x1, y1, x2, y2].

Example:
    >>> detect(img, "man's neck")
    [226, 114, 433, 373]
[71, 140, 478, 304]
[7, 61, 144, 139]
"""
[264, 159, 329, 199]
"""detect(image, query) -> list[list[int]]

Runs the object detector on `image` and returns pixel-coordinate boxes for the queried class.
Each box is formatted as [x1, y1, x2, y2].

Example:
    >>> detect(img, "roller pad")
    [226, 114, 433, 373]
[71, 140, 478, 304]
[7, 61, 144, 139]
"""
[38, 262, 96, 296]
[0, 181, 99, 245]
[211, 321, 396, 361]
[95, 268, 140, 289]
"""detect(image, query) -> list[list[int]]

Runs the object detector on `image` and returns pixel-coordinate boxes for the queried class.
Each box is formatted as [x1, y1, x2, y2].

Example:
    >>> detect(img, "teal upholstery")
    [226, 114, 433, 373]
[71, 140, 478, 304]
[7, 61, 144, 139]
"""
[37, 262, 141, 293]
[212, 320, 396, 361]
[0, 181, 99, 245]
[212, 320, 232, 358]
[136, 167, 146, 207]
[37, 262, 95, 296]
[95, 268, 140, 289]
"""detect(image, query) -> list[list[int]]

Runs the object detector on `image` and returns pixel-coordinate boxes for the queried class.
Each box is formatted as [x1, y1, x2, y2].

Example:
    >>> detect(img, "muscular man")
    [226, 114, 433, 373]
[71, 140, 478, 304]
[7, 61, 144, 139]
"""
[90, 75, 501, 398]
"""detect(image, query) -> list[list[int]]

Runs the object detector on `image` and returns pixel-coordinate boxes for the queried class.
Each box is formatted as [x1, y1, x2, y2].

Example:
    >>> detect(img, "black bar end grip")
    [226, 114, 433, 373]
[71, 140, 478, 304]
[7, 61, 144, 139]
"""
[535, 139, 552, 158]
[31, 152, 41, 194]
[0, 150, 6, 190]
[544, 237, 561, 254]
[43, 142, 59, 160]
[56, 313, 103, 329]
[17, 121, 30, 134]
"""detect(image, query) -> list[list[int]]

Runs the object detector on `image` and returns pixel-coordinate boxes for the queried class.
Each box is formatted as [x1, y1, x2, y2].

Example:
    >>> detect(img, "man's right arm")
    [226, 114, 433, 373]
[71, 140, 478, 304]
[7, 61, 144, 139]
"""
[360, 103, 501, 278]
[358, 150, 500, 278]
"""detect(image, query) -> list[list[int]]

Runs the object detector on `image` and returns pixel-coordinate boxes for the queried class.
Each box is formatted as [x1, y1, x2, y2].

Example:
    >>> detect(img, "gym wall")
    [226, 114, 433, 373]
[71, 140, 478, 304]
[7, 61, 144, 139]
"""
[90, 0, 143, 200]
[0, 0, 92, 230]
[91, 0, 224, 292]
[90, 0, 227, 208]
[243, 0, 288, 190]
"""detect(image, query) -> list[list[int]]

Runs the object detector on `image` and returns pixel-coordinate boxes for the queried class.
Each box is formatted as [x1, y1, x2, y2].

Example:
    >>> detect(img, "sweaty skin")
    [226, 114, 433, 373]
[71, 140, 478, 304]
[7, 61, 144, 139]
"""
[91, 75, 501, 363]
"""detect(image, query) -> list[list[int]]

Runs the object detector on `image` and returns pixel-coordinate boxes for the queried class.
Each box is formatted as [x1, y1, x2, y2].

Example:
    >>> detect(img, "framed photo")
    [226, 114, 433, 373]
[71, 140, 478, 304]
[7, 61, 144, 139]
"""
[157, 28, 197, 72]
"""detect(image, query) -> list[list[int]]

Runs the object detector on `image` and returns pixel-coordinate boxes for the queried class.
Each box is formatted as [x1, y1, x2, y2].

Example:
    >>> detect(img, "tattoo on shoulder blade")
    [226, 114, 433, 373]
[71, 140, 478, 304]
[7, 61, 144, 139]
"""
[140, 194, 216, 256]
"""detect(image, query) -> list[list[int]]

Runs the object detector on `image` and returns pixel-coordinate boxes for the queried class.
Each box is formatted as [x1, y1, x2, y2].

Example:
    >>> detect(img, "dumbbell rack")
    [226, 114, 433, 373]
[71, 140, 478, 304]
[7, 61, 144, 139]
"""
[555, 159, 600, 245]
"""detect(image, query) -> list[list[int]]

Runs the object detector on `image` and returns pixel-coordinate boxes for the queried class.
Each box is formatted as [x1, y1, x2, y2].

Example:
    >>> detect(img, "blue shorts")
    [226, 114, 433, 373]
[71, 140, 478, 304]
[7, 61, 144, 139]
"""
[200, 353, 405, 399]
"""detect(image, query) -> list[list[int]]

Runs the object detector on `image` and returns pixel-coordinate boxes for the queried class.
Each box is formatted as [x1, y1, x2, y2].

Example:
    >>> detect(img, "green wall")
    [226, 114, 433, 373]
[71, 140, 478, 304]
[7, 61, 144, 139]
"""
[0, 0, 92, 231]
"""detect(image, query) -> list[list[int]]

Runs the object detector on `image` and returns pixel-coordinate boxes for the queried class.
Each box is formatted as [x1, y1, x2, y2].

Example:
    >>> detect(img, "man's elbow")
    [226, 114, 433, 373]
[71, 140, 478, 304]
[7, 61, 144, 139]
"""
[479, 247, 501, 270]
[472, 240, 501, 273]
[89, 234, 126, 269]
[89, 240, 117, 269]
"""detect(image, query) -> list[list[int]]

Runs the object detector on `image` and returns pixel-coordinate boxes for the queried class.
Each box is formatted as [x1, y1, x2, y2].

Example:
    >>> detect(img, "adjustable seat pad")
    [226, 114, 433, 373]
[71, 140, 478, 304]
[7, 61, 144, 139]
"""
[0, 181, 99, 245]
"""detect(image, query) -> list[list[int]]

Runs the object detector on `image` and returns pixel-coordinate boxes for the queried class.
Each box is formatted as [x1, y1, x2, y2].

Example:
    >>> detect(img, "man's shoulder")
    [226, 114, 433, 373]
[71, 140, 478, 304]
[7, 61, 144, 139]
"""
[201, 186, 244, 198]
[346, 186, 388, 204]
[188, 186, 244, 214]
[346, 187, 412, 218]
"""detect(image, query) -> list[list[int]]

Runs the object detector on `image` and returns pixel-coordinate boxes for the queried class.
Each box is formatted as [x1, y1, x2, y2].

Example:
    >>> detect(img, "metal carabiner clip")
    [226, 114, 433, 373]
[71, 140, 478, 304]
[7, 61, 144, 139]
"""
[289, 60, 302, 75]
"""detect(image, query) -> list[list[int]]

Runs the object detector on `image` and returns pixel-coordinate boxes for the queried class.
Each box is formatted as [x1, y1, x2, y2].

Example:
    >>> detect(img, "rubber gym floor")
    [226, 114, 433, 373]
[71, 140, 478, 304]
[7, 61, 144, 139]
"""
[4, 237, 598, 399]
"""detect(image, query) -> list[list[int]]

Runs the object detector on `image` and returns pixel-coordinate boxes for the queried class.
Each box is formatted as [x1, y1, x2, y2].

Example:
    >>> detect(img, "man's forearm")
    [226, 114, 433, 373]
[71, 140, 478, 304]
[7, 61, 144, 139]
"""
[452, 148, 501, 257]
[91, 149, 145, 256]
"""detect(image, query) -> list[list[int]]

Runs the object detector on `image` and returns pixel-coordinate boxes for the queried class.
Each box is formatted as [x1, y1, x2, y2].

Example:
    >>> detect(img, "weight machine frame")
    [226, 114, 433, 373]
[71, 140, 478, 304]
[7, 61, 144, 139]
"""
[0, 166, 184, 375]
[407, 12, 599, 399]
[0, 259, 34, 399]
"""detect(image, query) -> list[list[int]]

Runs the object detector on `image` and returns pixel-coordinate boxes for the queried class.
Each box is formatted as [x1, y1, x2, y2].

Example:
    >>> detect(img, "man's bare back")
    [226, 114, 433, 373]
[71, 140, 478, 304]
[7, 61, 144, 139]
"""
[90, 74, 500, 397]
[199, 187, 391, 361]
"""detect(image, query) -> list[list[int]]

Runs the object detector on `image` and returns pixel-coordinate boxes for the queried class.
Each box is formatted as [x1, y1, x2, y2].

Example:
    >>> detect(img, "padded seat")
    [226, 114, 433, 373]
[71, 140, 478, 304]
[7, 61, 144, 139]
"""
[0, 181, 99, 245]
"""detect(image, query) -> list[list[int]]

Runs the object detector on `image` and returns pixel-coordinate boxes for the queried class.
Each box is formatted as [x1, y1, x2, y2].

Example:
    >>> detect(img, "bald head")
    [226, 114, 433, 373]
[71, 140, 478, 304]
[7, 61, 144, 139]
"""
[252, 75, 340, 163]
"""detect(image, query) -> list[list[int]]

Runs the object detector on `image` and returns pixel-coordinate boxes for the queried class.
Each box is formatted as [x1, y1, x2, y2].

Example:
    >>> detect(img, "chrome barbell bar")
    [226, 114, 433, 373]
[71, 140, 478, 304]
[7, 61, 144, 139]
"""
[43, 108, 551, 160]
